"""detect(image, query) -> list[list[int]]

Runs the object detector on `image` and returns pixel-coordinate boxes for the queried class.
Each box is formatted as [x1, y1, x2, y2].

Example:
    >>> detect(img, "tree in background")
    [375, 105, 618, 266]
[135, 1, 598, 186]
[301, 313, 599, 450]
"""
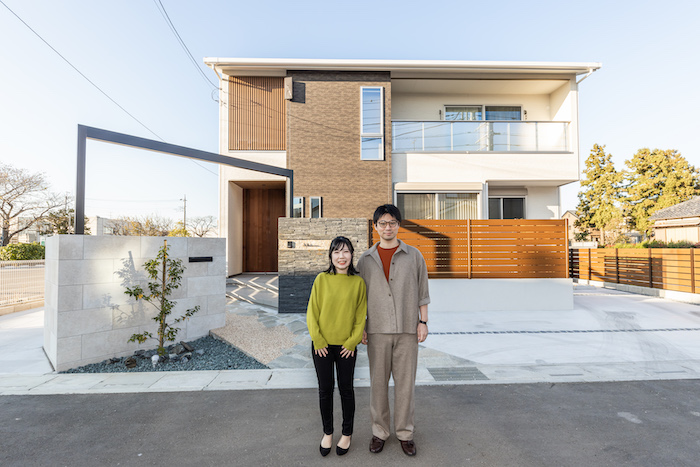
[40, 207, 91, 235]
[168, 221, 190, 237]
[111, 215, 173, 236]
[188, 215, 217, 237]
[0, 163, 63, 246]
[623, 149, 700, 234]
[576, 144, 623, 245]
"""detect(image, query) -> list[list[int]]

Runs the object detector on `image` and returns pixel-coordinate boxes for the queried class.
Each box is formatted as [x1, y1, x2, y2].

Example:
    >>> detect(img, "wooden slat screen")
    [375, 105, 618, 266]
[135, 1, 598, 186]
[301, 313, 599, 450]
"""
[371, 219, 568, 279]
[570, 248, 699, 294]
[229, 77, 286, 150]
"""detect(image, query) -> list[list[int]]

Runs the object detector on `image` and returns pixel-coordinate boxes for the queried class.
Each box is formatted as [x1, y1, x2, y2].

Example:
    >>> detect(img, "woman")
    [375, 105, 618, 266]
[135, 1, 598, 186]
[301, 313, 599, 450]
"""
[306, 236, 367, 456]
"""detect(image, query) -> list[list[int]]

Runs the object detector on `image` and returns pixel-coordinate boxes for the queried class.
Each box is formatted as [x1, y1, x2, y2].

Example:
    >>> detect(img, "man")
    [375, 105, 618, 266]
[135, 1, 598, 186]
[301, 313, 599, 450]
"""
[357, 204, 430, 457]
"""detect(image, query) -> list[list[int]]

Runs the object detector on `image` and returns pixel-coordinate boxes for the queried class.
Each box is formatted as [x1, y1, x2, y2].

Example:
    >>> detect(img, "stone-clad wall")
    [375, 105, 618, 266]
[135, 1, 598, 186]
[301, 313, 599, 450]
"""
[278, 218, 371, 313]
[44, 235, 226, 371]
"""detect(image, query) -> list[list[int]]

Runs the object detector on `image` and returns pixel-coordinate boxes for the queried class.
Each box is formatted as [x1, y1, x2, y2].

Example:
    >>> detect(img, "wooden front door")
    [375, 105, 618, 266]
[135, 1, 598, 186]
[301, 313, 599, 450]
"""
[243, 188, 285, 272]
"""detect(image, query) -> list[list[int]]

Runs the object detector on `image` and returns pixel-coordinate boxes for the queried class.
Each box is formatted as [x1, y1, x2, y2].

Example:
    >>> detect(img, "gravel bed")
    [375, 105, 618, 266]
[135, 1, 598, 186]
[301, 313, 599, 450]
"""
[61, 336, 268, 373]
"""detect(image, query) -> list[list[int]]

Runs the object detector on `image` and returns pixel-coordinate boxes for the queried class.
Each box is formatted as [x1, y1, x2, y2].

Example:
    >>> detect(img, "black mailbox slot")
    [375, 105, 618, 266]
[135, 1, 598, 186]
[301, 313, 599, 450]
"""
[189, 256, 213, 263]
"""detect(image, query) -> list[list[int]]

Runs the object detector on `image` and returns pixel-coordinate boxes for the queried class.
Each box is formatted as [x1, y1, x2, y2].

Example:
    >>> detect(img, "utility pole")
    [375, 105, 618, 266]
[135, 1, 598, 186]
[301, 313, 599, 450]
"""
[180, 195, 187, 230]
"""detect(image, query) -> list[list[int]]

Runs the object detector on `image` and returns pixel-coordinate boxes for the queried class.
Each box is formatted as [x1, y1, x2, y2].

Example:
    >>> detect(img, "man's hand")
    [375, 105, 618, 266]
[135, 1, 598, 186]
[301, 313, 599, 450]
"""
[417, 323, 428, 343]
[361, 330, 368, 345]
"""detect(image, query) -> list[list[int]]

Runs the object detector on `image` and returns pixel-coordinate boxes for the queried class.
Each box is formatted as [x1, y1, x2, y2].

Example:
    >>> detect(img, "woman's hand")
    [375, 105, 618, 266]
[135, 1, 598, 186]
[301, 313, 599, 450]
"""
[314, 346, 329, 357]
[340, 346, 355, 358]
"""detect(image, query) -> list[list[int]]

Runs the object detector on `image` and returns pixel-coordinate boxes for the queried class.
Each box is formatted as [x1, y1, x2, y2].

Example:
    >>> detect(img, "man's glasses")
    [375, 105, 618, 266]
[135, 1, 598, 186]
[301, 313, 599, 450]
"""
[377, 221, 399, 228]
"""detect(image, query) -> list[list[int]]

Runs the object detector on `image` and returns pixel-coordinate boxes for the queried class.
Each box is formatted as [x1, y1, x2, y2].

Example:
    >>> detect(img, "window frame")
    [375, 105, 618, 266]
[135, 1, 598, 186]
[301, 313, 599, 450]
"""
[488, 196, 526, 219]
[395, 191, 480, 220]
[310, 196, 323, 218]
[292, 196, 305, 218]
[360, 86, 384, 161]
[444, 105, 522, 121]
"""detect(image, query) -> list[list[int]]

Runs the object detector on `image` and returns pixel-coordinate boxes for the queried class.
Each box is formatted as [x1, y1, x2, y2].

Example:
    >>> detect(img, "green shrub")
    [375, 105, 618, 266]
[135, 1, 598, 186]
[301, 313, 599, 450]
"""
[0, 242, 45, 260]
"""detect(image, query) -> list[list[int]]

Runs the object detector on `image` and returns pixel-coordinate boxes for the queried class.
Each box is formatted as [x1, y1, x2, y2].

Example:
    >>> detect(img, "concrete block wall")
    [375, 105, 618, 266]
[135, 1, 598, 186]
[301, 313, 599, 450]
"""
[44, 235, 226, 371]
[278, 218, 371, 313]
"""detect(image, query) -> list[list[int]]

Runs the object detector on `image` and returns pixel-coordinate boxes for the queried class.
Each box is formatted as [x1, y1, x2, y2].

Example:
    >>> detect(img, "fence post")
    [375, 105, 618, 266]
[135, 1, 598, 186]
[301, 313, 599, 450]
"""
[564, 220, 570, 279]
[588, 248, 592, 281]
[648, 248, 653, 288]
[692, 249, 696, 294]
[467, 219, 472, 279]
[615, 248, 619, 283]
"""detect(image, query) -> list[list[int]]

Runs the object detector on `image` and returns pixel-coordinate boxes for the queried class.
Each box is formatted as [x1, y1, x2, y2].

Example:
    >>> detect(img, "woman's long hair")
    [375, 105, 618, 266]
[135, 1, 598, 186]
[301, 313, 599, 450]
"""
[325, 236, 358, 275]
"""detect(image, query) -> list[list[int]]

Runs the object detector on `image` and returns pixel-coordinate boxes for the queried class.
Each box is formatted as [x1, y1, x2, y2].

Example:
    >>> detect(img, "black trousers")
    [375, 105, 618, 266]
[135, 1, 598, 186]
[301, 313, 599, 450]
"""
[312, 344, 357, 436]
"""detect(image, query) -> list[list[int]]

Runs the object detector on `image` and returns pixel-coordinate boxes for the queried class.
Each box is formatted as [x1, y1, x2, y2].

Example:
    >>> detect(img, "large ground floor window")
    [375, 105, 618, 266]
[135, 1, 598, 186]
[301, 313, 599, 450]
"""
[396, 192, 478, 220]
[488, 197, 525, 219]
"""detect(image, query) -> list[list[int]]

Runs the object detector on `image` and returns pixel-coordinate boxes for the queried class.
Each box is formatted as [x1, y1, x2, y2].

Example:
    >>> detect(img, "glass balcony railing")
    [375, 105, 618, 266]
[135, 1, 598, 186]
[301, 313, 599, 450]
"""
[392, 121, 569, 153]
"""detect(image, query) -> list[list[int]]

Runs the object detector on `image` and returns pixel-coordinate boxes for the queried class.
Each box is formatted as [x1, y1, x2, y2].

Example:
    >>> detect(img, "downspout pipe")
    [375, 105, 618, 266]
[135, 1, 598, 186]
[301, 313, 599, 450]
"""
[576, 68, 595, 84]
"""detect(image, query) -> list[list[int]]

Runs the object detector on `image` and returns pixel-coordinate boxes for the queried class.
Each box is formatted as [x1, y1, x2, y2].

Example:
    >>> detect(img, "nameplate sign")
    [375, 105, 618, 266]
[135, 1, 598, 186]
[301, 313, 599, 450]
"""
[279, 239, 331, 250]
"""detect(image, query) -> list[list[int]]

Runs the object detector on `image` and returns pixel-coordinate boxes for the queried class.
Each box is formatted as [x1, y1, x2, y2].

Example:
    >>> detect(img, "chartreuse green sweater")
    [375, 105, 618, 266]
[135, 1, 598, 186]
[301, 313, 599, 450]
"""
[306, 272, 367, 351]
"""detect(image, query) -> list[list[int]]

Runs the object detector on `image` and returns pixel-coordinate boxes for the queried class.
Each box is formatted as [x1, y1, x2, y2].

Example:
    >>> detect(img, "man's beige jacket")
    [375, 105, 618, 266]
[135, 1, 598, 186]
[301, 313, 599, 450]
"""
[357, 239, 430, 334]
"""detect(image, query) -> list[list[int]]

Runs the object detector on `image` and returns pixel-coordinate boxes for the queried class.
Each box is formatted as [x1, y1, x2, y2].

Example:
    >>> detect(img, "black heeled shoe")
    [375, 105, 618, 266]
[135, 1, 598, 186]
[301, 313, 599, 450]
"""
[336, 435, 351, 456]
[320, 435, 332, 457]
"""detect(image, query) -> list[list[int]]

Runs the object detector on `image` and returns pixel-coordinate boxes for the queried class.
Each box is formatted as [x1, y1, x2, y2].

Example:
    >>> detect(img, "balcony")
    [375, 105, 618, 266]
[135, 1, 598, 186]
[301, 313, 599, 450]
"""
[392, 121, 569, 153]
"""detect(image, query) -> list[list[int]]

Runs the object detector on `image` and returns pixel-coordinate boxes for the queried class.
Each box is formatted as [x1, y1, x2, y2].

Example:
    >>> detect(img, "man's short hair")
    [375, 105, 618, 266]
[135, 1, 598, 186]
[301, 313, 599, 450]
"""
[373, 204, 403, 225]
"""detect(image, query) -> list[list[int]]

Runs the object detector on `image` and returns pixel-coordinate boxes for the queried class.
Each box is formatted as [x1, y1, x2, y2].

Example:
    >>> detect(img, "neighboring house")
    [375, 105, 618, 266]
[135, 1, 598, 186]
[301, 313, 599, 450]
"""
[204, 58, 601, 276]
[650, 197, 700, 243]
[562, 210, 601, 243]
[8, 216, 46, 244]
[86, 216, 120, 236]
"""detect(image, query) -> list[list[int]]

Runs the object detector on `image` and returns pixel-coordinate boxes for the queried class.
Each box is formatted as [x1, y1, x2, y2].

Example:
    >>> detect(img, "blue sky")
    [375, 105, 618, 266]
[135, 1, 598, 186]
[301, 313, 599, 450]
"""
[1, 0, 699, 221]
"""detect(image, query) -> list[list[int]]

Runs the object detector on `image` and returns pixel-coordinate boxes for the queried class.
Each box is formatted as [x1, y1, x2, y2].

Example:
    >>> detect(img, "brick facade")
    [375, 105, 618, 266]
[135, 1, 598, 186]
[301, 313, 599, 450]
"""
[287, 71, 392, 219]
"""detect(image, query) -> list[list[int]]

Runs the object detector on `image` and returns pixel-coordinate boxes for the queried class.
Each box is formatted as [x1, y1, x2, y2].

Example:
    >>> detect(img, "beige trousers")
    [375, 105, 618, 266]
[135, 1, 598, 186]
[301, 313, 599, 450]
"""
[367, 333, 419, 441]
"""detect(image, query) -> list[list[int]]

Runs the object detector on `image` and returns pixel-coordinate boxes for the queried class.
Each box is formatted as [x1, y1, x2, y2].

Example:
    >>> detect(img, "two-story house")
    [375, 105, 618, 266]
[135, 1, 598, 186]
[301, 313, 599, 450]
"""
[204, 58, 600, 276]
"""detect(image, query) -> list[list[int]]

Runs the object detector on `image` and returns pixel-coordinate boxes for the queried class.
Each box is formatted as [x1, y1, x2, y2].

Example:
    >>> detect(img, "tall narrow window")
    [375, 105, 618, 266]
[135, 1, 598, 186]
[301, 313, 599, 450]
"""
[361, 87, 384, 160]
[292, 197, 304, 218]
[310, 197, 322, 218]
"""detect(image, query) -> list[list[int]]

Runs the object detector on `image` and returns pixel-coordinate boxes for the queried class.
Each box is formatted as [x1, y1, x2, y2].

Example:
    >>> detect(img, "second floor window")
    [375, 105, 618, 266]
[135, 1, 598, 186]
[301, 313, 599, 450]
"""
[361, 87, 384, 160]
[445, 105, 521, 121]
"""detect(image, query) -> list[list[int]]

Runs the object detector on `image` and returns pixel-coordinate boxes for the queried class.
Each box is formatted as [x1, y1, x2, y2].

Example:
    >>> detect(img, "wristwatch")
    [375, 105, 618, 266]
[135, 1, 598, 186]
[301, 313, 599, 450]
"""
[419, 320, 427, 325]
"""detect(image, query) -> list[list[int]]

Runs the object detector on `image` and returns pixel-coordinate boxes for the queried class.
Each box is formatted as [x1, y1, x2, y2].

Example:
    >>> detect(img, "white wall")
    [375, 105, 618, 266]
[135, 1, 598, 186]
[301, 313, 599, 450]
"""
[525, 186, 560, 219]
[44, 235, 226, 371]
[429, 278, 573, 311]
[392, 153, 579, 185]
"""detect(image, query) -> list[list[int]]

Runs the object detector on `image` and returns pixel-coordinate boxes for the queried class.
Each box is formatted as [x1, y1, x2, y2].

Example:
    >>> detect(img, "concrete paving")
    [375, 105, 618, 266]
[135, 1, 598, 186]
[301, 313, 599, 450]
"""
[3, 381, 700, 466]
[2, 283, 700, 395]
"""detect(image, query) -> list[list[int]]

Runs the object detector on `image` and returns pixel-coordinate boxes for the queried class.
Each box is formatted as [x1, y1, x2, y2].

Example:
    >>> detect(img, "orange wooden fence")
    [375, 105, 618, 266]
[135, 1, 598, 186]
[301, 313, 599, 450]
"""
[371, 219, 568, 279]
[570, 248, 700, 294]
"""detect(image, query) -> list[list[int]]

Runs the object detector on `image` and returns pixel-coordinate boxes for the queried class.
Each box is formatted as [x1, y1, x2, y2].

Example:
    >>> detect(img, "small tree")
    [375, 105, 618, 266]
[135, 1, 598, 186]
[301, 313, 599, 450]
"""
[168, 221, 190, 237]
[125, 240, 199, 355]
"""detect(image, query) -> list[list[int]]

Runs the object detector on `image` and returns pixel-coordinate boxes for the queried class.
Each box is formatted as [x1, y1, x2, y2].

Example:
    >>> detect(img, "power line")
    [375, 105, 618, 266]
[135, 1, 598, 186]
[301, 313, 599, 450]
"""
[152, 0, 217, 90]
[1, 0, 218, 178]
[0, 0, 164, 141]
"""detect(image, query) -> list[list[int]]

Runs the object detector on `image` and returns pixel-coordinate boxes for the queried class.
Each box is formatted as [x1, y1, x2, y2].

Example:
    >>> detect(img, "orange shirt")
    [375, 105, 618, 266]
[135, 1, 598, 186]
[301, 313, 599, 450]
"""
[377, 244, 399, 282]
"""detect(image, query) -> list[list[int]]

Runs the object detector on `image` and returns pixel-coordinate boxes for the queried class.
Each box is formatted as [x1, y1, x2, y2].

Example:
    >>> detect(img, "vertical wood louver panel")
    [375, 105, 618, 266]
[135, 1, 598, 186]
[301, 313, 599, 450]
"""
[229, 77, 286, 150]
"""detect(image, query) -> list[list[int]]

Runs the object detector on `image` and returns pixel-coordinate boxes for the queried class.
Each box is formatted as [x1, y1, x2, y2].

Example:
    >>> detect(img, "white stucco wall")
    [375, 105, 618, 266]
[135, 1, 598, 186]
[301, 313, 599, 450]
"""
[44, 235, 226, 371]
[392, 152, 578, 185]
[429, 278, 573, 311]
[525, 186, 560, 219]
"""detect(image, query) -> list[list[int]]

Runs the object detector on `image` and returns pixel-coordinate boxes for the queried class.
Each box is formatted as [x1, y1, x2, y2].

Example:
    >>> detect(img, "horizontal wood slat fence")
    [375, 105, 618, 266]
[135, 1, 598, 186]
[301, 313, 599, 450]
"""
[372, 219, 568, 279]
[570, 248, 700, 294]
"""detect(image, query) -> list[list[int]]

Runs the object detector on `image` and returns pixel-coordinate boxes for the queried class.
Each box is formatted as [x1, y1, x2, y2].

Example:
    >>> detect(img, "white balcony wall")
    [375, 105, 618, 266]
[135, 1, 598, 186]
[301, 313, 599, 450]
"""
[392, 152, 579, 186]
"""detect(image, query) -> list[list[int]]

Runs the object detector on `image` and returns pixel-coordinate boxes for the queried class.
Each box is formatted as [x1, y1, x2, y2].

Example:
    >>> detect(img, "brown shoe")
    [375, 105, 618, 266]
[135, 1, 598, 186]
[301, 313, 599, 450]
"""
[369, 436, 385, 453]
[400, 439, 416, 456]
